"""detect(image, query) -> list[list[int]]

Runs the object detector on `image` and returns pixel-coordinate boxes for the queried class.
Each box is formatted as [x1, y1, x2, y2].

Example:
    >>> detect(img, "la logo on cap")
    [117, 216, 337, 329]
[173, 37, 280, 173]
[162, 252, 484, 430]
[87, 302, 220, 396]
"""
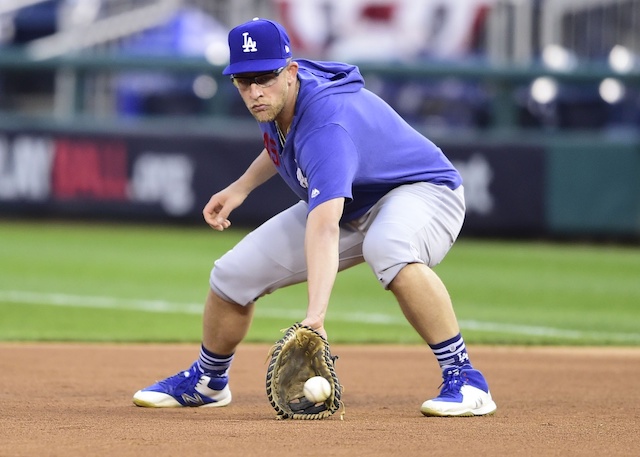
[222, 18, 291, 75]
[242, 32, 257, 53]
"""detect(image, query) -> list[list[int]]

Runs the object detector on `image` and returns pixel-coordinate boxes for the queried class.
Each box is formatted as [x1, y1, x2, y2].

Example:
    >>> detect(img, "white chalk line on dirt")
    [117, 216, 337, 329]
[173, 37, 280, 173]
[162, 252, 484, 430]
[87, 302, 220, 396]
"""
[2, 290, 639, 343]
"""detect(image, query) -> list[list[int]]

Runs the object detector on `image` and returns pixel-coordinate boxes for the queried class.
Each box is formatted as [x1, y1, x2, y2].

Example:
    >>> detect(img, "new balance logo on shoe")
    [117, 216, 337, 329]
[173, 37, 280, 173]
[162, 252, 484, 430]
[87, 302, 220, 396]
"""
[181, 392, 205, 406]
[471, 396, 484, 410]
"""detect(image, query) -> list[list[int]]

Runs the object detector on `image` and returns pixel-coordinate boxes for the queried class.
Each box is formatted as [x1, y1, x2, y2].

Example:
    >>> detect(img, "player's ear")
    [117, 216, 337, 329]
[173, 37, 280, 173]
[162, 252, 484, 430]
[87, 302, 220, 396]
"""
[286, 61, 299, 85]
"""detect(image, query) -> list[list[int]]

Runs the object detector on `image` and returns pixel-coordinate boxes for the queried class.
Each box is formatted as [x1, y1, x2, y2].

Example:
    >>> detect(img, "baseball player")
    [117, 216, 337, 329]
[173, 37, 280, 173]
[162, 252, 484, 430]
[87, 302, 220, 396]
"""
[133, 18, 496, 417]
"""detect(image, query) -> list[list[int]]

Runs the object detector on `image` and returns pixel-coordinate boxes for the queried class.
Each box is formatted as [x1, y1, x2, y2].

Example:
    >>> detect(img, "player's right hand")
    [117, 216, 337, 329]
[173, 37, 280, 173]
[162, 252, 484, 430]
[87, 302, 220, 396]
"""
[203, 202, 231, 231]
[202, 188, 247, 231]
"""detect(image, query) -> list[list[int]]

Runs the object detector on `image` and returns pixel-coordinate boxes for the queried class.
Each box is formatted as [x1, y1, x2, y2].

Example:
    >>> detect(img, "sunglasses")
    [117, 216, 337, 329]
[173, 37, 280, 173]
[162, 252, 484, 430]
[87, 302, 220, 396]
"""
[230, 66, 287, 90]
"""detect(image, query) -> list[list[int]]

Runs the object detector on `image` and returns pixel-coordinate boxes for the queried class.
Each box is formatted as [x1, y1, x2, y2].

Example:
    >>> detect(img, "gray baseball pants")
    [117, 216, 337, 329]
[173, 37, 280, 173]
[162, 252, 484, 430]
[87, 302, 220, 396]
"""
[210, 182, 465, 305]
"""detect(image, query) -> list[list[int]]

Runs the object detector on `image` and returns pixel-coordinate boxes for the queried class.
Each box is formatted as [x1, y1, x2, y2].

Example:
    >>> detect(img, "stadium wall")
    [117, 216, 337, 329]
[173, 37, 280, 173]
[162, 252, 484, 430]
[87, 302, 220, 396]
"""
[0, 125, 638, 241]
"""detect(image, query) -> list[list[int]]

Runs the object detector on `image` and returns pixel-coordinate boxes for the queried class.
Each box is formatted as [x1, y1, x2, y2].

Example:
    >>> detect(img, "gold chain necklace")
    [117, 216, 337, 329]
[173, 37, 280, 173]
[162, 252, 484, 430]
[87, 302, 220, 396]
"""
[275, 121, 287, 148]
[275, 81, 300, 149]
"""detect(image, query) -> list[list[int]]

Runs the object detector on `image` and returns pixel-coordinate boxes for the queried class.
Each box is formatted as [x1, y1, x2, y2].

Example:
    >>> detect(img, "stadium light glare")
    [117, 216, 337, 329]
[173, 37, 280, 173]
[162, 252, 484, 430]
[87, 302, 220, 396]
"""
[193, 75, 218, 99]
[530, 77, 558, 104]
[608, 45, 635, 73]
[599, 78, 625, 104]
[542, 44, 577, 71]
[205, 40, 230, 66]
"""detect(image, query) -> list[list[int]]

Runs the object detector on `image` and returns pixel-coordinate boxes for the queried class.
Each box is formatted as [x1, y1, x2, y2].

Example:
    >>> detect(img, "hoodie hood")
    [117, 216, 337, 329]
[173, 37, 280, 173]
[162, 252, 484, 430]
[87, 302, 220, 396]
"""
[295, 59, 365, 107]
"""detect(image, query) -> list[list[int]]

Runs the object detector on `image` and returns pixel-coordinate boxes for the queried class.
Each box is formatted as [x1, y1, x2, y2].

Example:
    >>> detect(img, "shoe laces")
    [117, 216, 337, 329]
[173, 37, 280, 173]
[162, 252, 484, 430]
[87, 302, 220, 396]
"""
[158, 367, 201, 396]
[438, 369, 467, 398]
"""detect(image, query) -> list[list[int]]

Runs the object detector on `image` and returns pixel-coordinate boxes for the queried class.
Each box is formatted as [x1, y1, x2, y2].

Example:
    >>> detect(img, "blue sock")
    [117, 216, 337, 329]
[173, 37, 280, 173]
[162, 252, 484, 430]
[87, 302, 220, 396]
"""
[197, 345, 234, 389]
[429, 333, 471, 372]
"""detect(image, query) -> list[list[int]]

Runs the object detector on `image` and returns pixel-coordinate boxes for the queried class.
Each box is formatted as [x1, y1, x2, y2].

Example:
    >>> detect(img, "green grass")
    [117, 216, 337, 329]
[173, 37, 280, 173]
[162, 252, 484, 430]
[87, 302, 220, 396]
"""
[1, 219, 639, 345]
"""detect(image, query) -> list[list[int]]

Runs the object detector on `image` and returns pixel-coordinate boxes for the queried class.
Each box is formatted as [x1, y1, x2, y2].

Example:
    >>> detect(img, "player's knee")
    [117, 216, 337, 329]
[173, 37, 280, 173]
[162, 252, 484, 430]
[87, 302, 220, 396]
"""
[363, 232, 411, 287]
[209, 264, 256, 305]
[363, 230, 412, 265]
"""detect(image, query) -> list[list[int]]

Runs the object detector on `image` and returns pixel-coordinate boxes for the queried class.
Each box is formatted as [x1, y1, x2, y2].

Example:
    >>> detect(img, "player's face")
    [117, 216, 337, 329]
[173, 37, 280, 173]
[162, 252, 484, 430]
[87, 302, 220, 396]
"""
[231, 64, 293, 123]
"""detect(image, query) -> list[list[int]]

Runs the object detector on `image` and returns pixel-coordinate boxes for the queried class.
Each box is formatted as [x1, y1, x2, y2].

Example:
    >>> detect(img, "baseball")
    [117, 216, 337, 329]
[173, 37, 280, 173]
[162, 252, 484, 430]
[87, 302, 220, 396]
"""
[303, 376, 332, 403]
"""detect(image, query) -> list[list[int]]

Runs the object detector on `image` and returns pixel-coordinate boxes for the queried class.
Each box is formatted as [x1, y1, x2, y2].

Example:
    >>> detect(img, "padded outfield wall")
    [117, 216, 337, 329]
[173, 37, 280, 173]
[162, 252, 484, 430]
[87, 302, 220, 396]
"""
[0, 124, 638, 240]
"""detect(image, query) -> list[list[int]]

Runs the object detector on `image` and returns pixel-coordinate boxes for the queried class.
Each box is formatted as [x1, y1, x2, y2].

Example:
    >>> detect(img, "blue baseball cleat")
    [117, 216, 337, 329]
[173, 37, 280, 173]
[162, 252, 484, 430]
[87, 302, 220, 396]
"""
[421, 367, 497, 417]
[133, 362, 232, 408]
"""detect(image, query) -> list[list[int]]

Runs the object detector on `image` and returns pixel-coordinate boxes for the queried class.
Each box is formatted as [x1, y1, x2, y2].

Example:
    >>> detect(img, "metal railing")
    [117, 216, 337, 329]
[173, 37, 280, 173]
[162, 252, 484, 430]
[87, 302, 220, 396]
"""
[1, 1, 639, 137]
[488, 0, 640, 64]
[0, 50, 638, 136]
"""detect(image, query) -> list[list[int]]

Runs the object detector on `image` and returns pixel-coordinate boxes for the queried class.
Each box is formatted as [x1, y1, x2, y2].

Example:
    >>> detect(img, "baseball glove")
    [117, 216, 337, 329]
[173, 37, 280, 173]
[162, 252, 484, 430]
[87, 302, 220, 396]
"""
[265, 323, 343, 420]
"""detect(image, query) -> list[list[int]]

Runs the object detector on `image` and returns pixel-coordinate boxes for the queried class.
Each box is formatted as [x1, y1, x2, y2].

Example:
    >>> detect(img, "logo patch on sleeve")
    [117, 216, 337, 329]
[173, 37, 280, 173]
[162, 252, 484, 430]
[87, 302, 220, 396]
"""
[296, 167, 308, 189]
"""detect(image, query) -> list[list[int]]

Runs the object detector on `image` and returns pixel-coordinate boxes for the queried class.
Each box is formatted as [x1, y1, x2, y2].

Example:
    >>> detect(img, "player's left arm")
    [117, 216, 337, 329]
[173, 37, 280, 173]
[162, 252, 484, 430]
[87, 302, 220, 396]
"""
[301, 197, 345, 340]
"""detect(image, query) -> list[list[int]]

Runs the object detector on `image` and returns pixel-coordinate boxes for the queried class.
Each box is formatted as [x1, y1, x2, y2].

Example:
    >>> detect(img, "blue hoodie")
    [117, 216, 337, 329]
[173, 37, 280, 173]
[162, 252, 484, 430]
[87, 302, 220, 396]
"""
[259, 59, 462, 222]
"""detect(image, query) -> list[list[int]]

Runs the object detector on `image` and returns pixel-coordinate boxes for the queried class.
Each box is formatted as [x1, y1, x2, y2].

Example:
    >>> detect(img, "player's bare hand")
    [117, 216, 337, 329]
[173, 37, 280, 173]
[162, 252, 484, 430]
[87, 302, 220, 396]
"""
[203, 198, 232, 231]
[207, 212, 231, 231]
[202, 187, 248, 231]
[300, 317, 327, 340]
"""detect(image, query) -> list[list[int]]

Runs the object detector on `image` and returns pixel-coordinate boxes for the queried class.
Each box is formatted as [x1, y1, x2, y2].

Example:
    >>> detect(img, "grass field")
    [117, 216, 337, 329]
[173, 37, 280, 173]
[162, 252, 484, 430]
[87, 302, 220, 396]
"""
[1, 219, 639, 345]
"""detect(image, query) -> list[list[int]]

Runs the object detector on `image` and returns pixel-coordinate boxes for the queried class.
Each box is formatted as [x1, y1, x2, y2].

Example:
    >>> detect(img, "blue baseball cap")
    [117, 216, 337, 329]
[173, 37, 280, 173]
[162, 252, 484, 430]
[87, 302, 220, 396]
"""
[222, 18, 292, 76]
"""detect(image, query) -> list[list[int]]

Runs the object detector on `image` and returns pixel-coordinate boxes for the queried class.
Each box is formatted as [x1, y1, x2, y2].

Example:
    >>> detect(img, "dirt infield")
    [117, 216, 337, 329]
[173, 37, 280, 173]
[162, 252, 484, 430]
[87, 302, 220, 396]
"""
[1, 344, 638, 457]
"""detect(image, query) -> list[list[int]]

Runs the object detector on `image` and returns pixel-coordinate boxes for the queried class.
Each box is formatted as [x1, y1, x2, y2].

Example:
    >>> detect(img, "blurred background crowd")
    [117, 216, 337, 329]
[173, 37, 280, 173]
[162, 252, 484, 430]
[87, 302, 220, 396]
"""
[0, 0, 639, 133]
